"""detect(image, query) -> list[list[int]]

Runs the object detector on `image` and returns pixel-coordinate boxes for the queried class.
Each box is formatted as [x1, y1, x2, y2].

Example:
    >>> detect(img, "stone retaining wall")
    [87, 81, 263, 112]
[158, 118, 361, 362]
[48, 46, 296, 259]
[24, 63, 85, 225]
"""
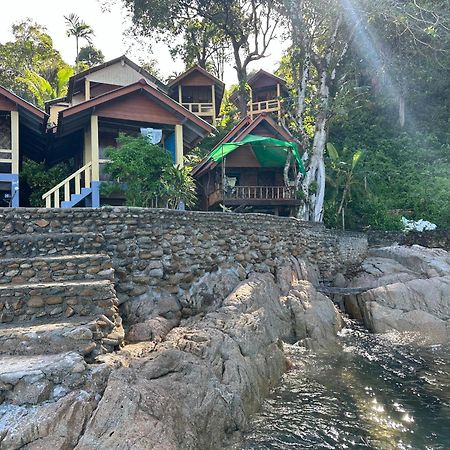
[0, 254, 113, 285]
[0, 280, 118, 323]
[0, 208, 368, 304]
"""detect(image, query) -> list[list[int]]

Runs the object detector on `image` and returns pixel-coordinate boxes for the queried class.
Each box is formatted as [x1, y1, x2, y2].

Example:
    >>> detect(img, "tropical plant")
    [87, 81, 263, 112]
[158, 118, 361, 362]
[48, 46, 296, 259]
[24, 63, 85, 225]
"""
[64, 14, 95, 66]
[17, 66, 74, 108]
[103, 133, 197, 208]
[20, 159, 72, 206]
[325, 143, 363, 229]
[0, 20, 68, 102]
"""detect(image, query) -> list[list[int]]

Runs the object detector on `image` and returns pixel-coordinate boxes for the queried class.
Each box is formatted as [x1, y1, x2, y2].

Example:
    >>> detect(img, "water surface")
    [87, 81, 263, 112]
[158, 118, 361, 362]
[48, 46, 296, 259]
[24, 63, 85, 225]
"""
[238, 323, 450, 449]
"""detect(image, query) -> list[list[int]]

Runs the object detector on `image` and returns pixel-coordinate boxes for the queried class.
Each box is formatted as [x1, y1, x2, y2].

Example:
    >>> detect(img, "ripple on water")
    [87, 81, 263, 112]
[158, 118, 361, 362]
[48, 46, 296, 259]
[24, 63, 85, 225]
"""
[237, 322, 450, 450]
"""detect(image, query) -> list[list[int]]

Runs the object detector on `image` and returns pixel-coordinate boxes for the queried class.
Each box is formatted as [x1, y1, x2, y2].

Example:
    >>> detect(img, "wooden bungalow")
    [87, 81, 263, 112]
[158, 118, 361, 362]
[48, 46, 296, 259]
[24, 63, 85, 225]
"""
[192, 114, 303, 216]
[167, 66, 225, 126]
[230, 70, 289, 120]
[0, 86, 48, 207]
[42, 78, 214, 208]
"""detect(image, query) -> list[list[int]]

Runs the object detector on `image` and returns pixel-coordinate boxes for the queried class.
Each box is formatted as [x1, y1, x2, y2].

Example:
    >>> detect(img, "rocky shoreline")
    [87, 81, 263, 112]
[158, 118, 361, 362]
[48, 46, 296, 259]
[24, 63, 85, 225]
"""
[1, 257, 343, 449]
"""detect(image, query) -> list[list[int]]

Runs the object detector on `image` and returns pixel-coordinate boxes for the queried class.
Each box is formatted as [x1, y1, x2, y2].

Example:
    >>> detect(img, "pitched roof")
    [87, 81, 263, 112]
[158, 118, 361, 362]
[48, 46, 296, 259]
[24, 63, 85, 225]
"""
[0, 85, 47, 118]
[247, 69, 287, 87]
[0, 85, 48, 133]
[167, 65, 225, 89]
[57, 79, 214, 149]
[191, 113, 298, 178]
[66, 55, 168, 101]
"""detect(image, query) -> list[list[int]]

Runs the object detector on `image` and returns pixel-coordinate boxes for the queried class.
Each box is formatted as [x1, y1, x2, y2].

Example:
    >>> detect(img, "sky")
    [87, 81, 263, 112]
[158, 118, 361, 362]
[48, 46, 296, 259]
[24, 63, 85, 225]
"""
[0, 0, 286, 86]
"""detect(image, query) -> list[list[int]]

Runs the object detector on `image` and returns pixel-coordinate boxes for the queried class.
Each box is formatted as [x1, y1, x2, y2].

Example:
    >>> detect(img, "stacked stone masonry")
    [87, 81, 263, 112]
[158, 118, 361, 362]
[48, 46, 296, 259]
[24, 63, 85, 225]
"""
[0, 208, 368, 307]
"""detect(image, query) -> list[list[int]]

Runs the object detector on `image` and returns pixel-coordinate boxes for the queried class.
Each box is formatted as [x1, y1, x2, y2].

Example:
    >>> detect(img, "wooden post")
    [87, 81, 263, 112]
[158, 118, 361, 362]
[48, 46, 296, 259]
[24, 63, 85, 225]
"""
[84, 127, 92, 165]
[85, 79, 91, 101]
[10, 111, 19, 175]
[249, 87, 253, 120]
[175, 124, 184, 168]
[211, 84, 216, 127]
[90, 115, 99, 181]
[178, 85, 182, 104]
[276, 83, 281, 120]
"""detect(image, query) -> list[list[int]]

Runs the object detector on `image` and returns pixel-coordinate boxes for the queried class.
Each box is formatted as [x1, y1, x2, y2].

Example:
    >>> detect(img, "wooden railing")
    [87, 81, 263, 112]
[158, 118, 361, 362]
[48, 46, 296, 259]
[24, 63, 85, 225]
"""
[42, 161, 92, 208]
[224, 185, 296, 201]
[0, 149, 12, 165]
[182, 102, 214, 115]
[248, 99, 281, 115]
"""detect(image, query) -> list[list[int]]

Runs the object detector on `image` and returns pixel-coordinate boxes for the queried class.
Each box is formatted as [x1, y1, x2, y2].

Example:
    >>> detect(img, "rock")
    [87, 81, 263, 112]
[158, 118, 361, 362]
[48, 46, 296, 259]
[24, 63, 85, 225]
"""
[283, 281, 343, 350]
[350, 245, 450, 343]
[35, 219, 50, 228]
[9, 378, 53, 405]
[0, 390, 99, 449]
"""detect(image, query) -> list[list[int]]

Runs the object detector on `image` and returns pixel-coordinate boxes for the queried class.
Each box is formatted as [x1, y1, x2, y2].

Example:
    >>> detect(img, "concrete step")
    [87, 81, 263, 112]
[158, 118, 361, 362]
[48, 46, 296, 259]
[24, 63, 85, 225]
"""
[0, 253, 114, 285]
[0, 232, 104, 258]
[0, 315, 124, 357]
[0, 351, 92, 405]
[0, 279, 120, 325]
[61, 187, 92, 209]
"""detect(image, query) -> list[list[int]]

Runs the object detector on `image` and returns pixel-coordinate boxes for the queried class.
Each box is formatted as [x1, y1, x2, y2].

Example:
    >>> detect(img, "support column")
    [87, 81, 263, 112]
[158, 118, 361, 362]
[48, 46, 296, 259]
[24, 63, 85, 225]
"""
[276, 83, 281, 120]
[90, 114, 100, 207]
[85, 79, 91, 101]
[178, 85, 182, 104]
[10, 111, 19, 207]
[175, 124, 184, 168]
[211, 84, 216, 127]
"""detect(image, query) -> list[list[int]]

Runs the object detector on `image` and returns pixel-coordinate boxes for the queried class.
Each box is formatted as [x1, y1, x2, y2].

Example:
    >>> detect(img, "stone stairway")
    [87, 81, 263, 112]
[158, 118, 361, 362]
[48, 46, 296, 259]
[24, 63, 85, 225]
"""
[0, 243, 125, 407]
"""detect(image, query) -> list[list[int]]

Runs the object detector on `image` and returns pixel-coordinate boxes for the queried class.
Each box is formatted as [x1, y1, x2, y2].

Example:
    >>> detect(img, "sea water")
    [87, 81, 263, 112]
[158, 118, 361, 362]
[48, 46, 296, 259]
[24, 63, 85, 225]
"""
[238, 323, 450, 449]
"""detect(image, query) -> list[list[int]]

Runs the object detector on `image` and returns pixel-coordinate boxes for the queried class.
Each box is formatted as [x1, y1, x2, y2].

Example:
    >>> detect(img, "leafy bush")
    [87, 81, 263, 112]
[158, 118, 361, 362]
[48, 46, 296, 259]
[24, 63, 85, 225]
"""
[20, 159, 72, 206]
[103, 133, 197, 208]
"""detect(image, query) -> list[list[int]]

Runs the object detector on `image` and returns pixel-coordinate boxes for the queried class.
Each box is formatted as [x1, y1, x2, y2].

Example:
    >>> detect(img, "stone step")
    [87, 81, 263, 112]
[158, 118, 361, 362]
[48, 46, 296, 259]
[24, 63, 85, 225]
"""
[0, 232, 104, 258]
[0, 253, 114, 285]
[0, 279, 120, 325]
[0, 351, 92, 405]
[0, 315, 124, 358]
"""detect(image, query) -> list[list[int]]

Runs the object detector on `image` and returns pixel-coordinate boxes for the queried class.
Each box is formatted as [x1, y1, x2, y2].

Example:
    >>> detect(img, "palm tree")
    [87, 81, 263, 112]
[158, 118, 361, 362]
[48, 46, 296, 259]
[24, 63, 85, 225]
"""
[64, 14, 95, 66]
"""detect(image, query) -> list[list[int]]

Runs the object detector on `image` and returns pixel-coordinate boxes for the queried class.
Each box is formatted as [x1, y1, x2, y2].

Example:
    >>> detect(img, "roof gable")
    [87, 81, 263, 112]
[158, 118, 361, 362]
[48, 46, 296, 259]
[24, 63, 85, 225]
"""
[67, 56, 168, 101]
[168, 66, 224, 88]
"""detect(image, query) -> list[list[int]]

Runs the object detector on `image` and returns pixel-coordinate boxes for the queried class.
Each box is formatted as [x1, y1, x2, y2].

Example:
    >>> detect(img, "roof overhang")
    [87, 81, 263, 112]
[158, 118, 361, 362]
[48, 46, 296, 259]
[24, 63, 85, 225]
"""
[57, 79, 214, 149]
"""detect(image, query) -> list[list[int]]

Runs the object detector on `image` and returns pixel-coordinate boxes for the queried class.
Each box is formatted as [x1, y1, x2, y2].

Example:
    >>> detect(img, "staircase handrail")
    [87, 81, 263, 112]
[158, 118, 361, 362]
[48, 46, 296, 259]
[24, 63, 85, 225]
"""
[42, 161, 92, 207]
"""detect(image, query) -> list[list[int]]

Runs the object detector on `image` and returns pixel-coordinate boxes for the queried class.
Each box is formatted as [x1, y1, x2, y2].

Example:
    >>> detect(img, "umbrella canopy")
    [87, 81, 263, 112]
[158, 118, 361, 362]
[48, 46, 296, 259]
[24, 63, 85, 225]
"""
[208, 134, 305, 173]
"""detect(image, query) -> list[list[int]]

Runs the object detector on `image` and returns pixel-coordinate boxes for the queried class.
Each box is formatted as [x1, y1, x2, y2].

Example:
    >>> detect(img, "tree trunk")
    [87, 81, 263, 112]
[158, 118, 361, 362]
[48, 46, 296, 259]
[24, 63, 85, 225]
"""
[300, 68, 330, 222]
[232, 42, 249, 117]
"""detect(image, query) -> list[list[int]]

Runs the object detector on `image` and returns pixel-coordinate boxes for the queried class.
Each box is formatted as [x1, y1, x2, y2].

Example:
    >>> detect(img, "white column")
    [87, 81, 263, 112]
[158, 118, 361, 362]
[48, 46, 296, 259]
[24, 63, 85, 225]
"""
[11, 111, 19, 175]
[90, 115, 99, 181]
[175, 124, 184, 168]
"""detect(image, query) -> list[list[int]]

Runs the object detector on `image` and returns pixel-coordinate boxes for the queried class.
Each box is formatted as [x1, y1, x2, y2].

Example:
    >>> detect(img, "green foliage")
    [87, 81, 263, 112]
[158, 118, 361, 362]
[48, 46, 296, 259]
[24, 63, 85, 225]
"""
[77, 45, 105, 67]
[0, 19, 70, 103]
[20, 160, 72, 207]
[17, 66, 74, 108]
[65, 13, 95, 66]
[103, 134, 197, 208]
[326, 89, 450, 230]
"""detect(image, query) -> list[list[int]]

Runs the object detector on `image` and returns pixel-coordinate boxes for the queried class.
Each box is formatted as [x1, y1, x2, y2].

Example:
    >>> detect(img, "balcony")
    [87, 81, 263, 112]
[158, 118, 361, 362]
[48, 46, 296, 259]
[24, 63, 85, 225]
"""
[182, 102, 214, 117]
[248, 99, 281, 118]
[208, 185, 301, 207]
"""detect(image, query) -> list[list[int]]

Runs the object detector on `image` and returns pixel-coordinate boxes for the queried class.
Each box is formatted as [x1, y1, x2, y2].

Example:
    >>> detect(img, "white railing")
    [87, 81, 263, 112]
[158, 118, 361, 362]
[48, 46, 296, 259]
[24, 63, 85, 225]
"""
[0, 149, 12, 164]
[248, 99, 281, 115]
[182, 102, 214, 115]
[42, 161, 92, 208]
